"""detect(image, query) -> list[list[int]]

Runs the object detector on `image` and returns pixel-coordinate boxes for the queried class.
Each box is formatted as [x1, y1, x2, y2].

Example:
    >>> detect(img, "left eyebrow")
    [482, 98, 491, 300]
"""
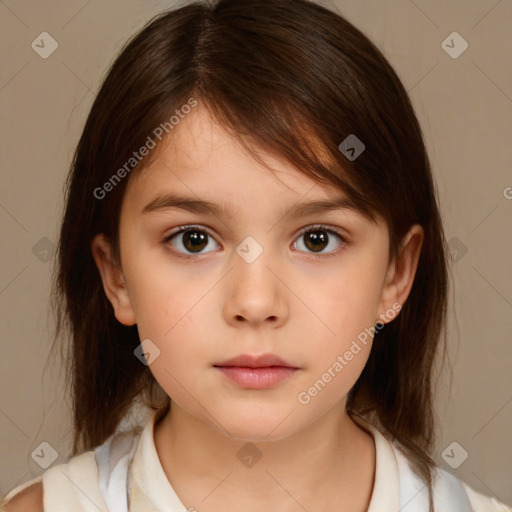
[141, 192, 370, 220]
[285, 197, 366, 219]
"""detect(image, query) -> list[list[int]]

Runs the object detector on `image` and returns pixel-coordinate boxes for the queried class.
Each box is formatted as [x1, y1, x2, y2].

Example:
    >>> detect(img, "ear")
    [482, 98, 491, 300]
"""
[376, 224, 424, 324]
[90, 233, 136, 326]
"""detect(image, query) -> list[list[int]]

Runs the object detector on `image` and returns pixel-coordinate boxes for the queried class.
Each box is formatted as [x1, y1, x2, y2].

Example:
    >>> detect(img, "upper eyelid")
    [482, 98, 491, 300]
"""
[296, 224, 346, 238]
[171, 224, 218, 240]
[166, 223, 347, 244]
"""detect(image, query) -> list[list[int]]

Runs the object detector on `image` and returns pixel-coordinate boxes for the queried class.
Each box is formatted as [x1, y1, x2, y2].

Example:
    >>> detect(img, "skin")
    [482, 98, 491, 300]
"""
[91, 102, 424, 512]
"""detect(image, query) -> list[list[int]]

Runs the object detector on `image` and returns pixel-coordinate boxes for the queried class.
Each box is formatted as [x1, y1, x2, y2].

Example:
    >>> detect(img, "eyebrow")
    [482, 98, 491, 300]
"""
[141, 192, 366, 220]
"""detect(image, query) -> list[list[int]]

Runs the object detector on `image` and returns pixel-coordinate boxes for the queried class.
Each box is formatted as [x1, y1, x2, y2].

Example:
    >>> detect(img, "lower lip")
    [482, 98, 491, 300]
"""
[215, 366, 298, 389]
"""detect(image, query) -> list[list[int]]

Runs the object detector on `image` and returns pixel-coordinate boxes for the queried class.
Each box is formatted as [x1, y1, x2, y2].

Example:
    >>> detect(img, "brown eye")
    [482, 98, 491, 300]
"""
[166, 226, 220, 255]
[182, 230, 208, 252]
[293, 226, 344, 254]
[303, 230, 329, 252]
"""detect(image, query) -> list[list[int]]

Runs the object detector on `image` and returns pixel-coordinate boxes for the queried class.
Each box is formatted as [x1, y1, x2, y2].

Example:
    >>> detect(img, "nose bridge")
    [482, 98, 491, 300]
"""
[223, 235, 288, 326]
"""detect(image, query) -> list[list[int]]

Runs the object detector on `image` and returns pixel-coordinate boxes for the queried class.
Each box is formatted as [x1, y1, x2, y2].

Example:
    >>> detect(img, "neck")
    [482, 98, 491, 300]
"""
[153, 402, 375, 512]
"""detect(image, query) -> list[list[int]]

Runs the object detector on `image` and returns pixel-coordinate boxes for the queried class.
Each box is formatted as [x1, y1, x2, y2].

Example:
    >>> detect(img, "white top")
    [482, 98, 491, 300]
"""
[3, 406, 511, 511]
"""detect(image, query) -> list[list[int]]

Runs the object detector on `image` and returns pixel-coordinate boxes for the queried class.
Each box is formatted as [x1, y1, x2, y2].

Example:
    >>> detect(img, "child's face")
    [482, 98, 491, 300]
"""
[93, 102, 419, 441]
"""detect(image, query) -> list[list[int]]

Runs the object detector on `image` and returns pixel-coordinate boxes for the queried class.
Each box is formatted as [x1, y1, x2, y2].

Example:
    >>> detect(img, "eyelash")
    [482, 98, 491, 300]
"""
[162, 224, 347, 259]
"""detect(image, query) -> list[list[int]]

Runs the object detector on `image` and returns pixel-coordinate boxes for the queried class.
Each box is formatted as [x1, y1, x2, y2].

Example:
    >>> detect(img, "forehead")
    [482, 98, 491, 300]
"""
[121, 104, 374, 225]
[129, 105, 314, 192]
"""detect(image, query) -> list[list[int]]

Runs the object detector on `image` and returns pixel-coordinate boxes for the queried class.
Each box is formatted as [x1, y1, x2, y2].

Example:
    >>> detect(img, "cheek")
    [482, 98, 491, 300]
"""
[318, 271, 382, 344]
[135, 290, 203, 348]
[134, 296, 208, 407]
[297, 286, 375, 410]
[125, 247, 215, 336]
[129, 277, 218, 376]
[298, 265, 382, 395]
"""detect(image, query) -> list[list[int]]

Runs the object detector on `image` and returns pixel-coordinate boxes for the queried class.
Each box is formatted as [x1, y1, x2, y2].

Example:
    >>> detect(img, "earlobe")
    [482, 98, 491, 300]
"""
[90, 233, 136, 326]
[377, 224, 424, 324]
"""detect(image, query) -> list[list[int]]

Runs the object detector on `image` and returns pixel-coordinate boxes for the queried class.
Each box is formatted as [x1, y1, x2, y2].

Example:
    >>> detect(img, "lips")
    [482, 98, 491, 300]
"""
[213, 353, 298, 369]
[213, 353, 300, 390]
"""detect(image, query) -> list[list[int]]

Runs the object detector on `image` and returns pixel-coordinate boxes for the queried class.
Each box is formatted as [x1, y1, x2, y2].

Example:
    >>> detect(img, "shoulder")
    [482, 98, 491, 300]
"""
[389, 441, 511, 511]
[2, 451, 106, 512]
[2, 481, 43, 512]
[2, 408, 151, 512]
[431, 463, 511, 511]
[461, 481, 512, 512]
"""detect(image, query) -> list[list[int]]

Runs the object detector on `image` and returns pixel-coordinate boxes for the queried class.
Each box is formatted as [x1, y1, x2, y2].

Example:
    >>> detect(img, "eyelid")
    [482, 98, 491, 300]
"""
[163, 224, 221, 259]
[295, 223, 347, 241]
[292, 223, 347, 258]
[163, 223, 348, 258]
[171, 224, 217, 238]
[166, 223, 348, 241]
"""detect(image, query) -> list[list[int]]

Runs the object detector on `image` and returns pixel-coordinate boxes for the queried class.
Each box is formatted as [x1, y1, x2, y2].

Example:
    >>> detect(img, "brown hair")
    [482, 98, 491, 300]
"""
[49, 0, 451, 509]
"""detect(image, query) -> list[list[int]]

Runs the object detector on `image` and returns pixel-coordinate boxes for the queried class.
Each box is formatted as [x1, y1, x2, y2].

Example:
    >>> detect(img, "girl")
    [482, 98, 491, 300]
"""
[3, 0, 510, 511]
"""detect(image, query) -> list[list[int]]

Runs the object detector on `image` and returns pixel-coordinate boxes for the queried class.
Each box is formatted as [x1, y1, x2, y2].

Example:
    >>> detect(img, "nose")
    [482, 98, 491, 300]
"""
[222, 245, 289, 329]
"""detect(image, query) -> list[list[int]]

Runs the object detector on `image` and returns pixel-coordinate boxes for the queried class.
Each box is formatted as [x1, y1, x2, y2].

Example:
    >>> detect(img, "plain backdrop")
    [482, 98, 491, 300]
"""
[1, 0, 511, 504]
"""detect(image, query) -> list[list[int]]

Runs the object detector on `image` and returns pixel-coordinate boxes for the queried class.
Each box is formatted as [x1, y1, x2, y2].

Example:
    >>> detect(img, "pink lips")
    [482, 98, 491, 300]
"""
[213, 354, 299, 390]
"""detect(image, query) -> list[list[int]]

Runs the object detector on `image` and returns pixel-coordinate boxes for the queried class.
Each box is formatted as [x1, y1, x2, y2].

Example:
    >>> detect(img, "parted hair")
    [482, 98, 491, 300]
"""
[49, 1, 451, 510]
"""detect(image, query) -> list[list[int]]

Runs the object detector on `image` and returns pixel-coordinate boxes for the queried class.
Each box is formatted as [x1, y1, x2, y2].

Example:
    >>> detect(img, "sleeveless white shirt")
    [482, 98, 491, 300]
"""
[3, 406, 511, 511]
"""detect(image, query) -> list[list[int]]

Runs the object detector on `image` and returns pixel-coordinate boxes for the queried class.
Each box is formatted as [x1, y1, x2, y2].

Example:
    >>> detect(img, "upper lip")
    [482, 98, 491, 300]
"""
[214, 353, 298, 368]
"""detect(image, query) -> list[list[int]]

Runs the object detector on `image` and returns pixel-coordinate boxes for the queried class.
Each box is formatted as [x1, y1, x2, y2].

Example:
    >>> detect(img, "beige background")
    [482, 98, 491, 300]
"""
[1, 0, 511, 504]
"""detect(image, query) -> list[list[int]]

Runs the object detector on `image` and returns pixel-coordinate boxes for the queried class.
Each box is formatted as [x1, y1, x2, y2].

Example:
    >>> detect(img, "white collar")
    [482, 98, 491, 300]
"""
[95, 408, 472, 512]
[127, 409, 401, 512]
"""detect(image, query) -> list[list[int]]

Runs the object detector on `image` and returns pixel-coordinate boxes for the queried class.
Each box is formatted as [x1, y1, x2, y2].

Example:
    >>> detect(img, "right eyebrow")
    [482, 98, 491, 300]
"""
[142, 194, 235, 218]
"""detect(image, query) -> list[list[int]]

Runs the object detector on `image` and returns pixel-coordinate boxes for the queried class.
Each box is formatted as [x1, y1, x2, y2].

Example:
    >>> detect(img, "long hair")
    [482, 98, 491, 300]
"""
[49, 1, 450, 508]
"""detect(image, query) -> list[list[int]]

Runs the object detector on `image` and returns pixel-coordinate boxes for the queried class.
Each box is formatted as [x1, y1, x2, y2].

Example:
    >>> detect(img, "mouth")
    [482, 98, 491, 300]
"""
[213, 353, 300, 389]
[214, 353, 298, 368]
